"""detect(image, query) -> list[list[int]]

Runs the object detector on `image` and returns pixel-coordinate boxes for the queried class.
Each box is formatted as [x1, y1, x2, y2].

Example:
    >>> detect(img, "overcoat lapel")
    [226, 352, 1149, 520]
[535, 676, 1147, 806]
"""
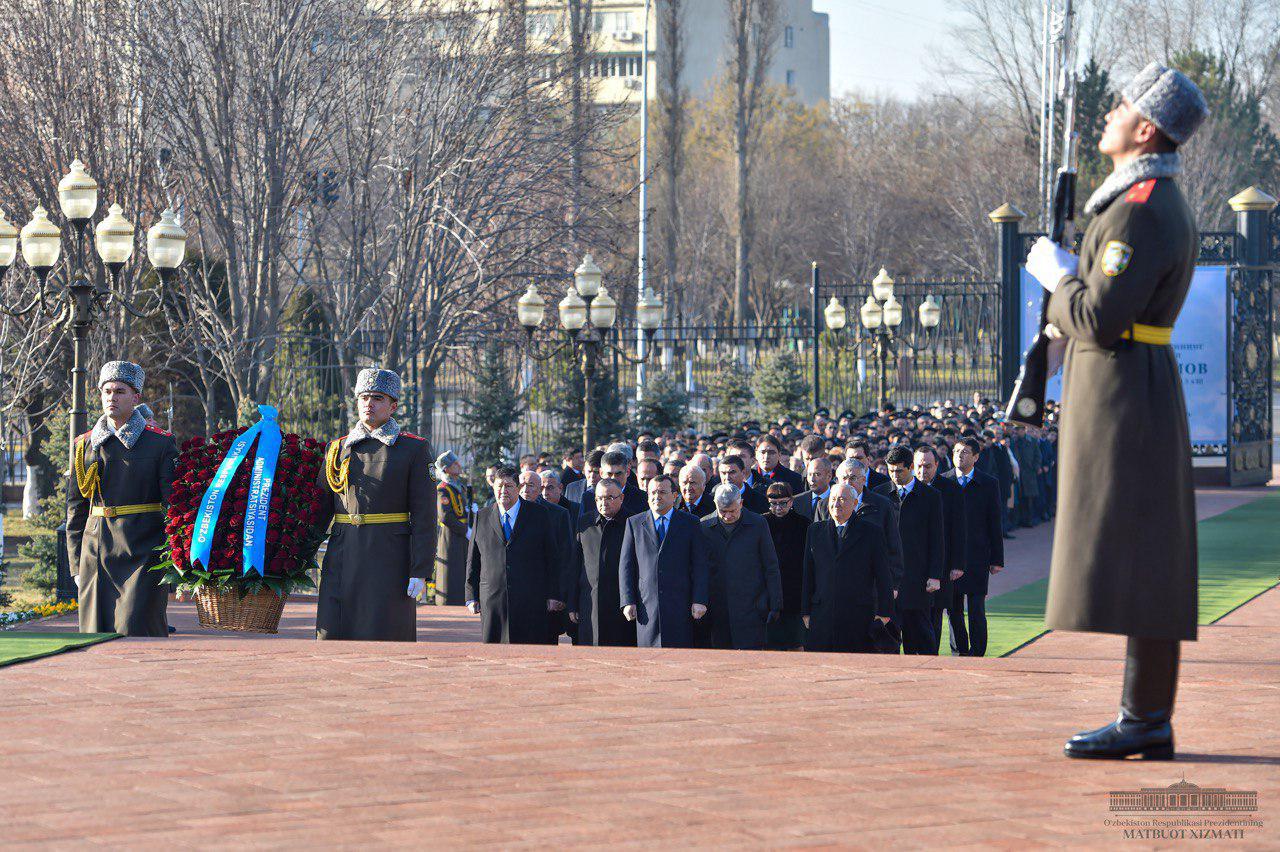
[837, 520, 862, 556]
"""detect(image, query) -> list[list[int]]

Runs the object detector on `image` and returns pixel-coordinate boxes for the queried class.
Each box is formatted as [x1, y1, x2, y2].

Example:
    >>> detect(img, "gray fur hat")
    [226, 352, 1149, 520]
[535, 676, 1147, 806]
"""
[1122, 62, 1209, 145]
[99, 360, 144, 392]
[354, 368, 401, 399]
[435, 450, 459, 475]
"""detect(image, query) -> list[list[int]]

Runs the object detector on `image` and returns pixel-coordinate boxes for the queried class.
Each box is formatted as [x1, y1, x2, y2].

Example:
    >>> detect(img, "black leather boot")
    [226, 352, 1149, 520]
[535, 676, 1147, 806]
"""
[1065, 637, 1179, 760]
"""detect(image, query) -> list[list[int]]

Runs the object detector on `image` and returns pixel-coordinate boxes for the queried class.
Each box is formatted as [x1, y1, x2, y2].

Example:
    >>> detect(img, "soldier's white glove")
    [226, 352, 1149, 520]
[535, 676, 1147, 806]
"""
[406, 578, 426, 600]
[621, 604, 637, 622]
[1026, 237, 1078, 293]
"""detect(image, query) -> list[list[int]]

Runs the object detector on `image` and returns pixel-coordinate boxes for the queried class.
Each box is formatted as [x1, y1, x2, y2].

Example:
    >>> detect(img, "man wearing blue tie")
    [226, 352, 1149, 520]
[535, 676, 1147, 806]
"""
[941, 437, 1004, 656]
[620, 474, 711, 648]
[465, 464, 561, 644]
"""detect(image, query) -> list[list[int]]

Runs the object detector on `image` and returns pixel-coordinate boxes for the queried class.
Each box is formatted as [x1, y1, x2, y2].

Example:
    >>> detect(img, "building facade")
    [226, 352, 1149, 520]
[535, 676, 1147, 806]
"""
[521, 0, 830, 107]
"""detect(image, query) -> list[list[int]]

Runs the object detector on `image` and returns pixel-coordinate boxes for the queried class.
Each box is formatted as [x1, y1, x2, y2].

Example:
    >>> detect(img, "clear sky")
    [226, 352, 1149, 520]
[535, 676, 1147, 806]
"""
[812, 0, 962, 101]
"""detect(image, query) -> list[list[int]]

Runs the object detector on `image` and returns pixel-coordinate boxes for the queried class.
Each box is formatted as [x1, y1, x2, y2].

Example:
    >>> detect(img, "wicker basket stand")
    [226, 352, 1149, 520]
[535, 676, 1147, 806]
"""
[194, 586, 288, 634]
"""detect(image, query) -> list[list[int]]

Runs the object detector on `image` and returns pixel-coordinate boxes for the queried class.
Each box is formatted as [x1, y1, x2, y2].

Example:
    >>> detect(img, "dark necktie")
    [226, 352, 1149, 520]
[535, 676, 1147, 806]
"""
[899, 487, 907, 503]
[502, 512, 513, 541]
[655, 515, 667, 544]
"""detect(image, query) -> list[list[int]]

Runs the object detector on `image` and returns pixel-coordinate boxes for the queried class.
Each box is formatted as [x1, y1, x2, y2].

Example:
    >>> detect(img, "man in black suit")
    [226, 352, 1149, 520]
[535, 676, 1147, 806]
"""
[582, 448, 647, 522]
[559, 447, 585, 488]
[794, 457, 833, 521]
[564, 448, 604, 508]
[566, 480, 637, 647]
[976, 429, 1016, 538]
[801, 484, 895, 653]
[848, 440, 891, 491]
[752, 434, 804, 497]
[835, 457, 904, 593]
[914, 445, 966, 654]
[699, 483, 783, 650]
[619, 474, 711, 648]
[716, 455, 768, 514]
[874, 445, 944, 655]
[466, 465, 561, 644]
[942, 437, 1004, 656]
[678, 463, 715, 518]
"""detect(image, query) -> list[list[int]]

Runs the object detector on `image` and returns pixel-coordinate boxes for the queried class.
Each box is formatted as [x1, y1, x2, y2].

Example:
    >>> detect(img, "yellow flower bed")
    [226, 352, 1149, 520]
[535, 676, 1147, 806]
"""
[0, 600, 78, 628]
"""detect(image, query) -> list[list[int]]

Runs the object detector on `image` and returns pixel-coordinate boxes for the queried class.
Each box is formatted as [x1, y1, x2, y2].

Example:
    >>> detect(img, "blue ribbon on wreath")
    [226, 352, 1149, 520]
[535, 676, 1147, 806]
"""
[189, 405, 283, 577]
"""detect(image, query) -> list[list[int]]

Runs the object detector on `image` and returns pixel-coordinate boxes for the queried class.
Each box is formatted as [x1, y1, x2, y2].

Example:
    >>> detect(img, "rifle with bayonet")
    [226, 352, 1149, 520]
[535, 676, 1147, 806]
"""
[1005, 0, 1078, 427]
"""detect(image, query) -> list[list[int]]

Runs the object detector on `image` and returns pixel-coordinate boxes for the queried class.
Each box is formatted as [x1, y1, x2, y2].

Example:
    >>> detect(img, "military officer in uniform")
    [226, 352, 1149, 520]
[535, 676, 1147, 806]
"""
[434, 450, 471, 605]
[314, 368, 436, 641]
[67, 361, 178, 636]
[1025, 63, 1209, 759]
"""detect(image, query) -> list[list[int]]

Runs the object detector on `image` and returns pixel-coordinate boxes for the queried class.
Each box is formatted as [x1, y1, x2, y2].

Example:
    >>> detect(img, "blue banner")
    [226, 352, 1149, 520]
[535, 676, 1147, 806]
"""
[241, 405, 282, 577]
[1019, 265, 1228, 454]
[189, 406, 282, 573]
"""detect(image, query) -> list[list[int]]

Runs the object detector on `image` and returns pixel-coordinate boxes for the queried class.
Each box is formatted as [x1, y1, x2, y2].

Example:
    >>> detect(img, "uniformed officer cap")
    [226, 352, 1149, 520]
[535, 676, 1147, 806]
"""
[435, 450, 459, 476]
[1123, 62, 1209, 145]
[355, 367, 401, 400]
[99, 361, 144, 392]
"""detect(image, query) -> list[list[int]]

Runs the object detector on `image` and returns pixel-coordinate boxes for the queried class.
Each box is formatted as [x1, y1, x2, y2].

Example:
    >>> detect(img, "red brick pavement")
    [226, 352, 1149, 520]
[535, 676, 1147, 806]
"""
[3, 589, 1277, 847]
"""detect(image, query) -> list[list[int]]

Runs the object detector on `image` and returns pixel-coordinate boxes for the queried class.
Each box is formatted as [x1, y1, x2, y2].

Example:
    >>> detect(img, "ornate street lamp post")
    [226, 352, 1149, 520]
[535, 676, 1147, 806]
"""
[0, 161, 188, 460]
[518, 254, 662, 452]
[822, 268, 942, 410]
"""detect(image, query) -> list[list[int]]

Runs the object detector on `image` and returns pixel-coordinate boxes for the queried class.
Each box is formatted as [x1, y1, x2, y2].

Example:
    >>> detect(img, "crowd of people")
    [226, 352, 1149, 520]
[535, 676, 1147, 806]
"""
[434, 393, 1060, 656]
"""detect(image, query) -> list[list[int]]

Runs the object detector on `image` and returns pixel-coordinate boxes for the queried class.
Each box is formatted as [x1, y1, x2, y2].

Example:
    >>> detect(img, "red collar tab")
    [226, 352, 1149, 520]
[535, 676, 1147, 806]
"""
[143, 424, 172, 436]
[1125, 179, 1156, 204]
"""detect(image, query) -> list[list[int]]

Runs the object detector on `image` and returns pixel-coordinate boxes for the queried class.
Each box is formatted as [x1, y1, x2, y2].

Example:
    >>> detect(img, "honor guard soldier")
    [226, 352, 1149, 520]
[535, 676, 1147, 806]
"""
[67, 361, 178, 636]
[1025, 63, 1209, 759]
[314, 368, 436, 641]
[434, 450, 471, 605]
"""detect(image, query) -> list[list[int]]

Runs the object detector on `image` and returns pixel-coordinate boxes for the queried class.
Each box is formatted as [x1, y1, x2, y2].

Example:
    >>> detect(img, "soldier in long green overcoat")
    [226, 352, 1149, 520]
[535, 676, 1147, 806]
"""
[67, 361, 177, 636]
[314, 368, 436, 641]
[1024, 63, 1209, 760]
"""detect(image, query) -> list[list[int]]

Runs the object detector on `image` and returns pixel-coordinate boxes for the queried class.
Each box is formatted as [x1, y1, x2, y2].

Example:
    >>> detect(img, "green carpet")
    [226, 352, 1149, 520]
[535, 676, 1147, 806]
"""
[0, 632, 119, 667]
[968, 490, 1280, 657]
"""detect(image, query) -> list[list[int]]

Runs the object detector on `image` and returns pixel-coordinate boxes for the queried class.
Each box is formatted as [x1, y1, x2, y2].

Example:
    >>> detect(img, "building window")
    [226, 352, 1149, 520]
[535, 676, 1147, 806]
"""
[786, 69, 796, 88]
[784, 25, 795, 48]
[593, 10, 634, 34]
[527, 12, 560, 39]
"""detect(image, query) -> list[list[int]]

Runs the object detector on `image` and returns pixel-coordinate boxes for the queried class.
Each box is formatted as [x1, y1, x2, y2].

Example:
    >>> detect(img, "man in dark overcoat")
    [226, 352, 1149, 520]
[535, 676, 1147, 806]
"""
[433, 451, 470, 605]
[1024, 63, 1208, 759]
[466, 464, 560, 644]
[913, 445, 966, 654]
[942, 438, 1004, 656]
[67, 361, 178, 636]
[619, 474, 710, 648]
[801, 484, 894, 653]
[836, 458, 904, 592]
[699, 483, 783, 650]
[521, 469, 572, 641]
[315, 368, 436, 642]
[677, 463, 715, 518]
[751, 435, 804, 498]
[567, 480, 637, 646]
[875, 445, 944, 655]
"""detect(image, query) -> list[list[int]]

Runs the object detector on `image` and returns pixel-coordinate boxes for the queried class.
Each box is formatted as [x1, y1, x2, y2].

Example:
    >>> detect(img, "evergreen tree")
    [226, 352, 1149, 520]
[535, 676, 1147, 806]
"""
[635, 371, 691, 434]
[458, 340, 522, 477]
[1073, 58, 1115, 210]
[751, 350, 808, 422]
[535, 350, 628, 451]
[705, 356, 753, 432]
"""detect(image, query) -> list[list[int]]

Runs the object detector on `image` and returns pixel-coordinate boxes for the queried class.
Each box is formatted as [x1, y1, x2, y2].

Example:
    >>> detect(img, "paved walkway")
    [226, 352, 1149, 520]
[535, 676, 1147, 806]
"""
[3, 586, 1277, 847]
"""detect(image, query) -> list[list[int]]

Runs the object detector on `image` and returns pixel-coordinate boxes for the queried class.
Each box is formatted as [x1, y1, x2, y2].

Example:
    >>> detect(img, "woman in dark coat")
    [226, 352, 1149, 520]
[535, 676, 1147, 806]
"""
[764, 482, 810, 650]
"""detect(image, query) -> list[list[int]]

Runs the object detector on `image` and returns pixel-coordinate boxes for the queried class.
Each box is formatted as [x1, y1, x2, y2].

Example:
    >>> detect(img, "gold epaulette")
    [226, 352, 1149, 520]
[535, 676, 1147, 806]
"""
[73, 437, 101, 501]
[325, 439, 349, 495]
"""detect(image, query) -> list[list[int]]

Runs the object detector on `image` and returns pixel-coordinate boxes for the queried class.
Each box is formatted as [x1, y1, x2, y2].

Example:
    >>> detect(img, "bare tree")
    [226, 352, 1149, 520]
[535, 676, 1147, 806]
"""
[655, 0, 688, 319]
[725, 0, 780, 325]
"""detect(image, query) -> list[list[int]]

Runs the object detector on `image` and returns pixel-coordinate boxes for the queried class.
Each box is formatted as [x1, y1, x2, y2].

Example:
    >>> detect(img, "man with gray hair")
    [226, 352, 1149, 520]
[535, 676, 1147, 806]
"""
[836, 457, 904, 595]
[678, 462, 715, 518]
[698, 482, 782, 650]
[1023, 62, 1209, 760]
